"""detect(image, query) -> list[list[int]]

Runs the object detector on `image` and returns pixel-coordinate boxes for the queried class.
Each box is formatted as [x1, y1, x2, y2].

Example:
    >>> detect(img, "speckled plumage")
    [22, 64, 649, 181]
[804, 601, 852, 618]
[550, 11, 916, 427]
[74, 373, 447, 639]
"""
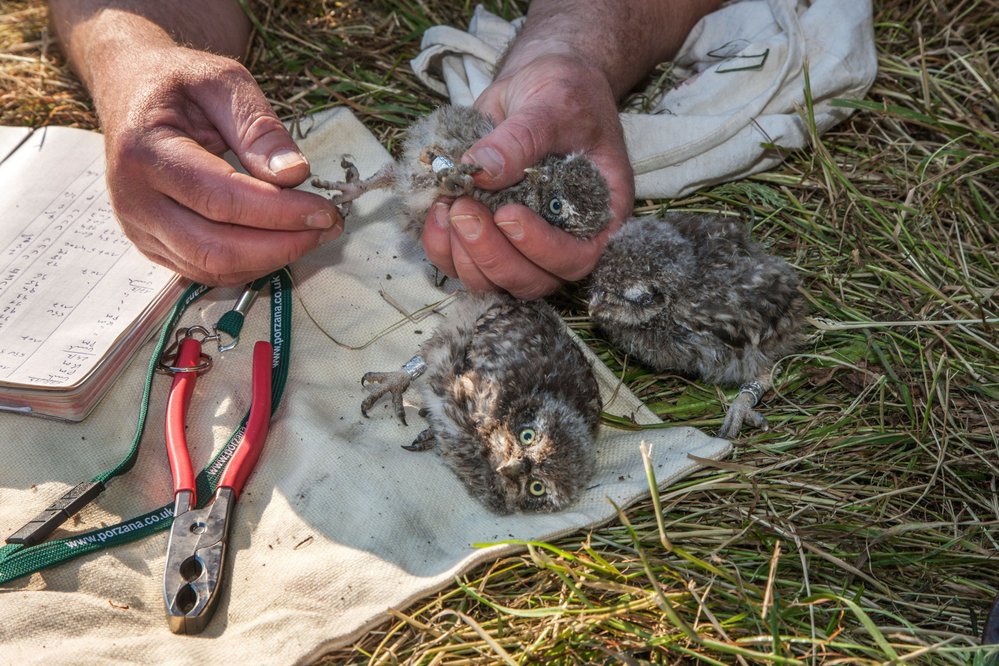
[312, 105, 612, 240]
[361, 292, 603, 513]
[588, 213, 805, 438]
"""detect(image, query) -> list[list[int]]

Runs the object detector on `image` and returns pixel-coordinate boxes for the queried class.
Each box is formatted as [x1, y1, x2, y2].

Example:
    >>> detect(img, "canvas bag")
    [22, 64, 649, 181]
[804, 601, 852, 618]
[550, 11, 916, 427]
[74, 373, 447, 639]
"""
[411, 0, 878, 198]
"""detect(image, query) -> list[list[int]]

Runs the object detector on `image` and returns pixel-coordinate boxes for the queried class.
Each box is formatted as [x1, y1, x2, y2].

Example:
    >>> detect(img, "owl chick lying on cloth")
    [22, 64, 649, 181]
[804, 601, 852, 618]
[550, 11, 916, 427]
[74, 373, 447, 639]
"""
[360, 292, 602, 514]
[312, 105, 612, 240]
[588, 213, 806, 440]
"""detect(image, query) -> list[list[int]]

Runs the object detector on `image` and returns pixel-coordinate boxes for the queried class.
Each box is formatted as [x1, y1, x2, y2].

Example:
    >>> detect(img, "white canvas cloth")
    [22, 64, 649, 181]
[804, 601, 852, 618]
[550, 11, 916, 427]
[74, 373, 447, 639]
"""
[0, 108, 729, 664]
[411, 0, 878, 198]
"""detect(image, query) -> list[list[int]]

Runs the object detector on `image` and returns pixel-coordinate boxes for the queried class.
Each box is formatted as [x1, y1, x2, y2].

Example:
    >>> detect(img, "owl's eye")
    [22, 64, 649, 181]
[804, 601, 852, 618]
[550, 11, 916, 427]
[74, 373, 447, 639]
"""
[547, 197, 563, 217]
[527, 479, 547, 497]
[518, 427, 536, 446]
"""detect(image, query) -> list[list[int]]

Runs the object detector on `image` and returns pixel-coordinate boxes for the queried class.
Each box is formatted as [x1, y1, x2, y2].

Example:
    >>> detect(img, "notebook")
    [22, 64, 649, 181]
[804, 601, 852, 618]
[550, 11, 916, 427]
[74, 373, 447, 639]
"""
[0, 125, 185, 420]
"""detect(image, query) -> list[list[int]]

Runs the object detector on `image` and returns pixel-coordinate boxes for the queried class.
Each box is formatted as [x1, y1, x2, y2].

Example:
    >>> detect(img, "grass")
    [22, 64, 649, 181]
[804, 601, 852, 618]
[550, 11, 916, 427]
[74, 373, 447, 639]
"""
[3, 0, 998, 662]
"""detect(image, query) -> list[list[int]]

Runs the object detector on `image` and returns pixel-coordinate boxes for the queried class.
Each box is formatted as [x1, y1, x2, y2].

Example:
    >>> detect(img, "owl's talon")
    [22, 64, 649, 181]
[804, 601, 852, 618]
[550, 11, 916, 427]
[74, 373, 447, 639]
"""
[360, 370, 413, 425]
[340, 157, 359, 183]
[436, 164, 481, 198]
[312, 160, 394, 216]
[718, 390, 769, 439]
[402, 428, 435, 452]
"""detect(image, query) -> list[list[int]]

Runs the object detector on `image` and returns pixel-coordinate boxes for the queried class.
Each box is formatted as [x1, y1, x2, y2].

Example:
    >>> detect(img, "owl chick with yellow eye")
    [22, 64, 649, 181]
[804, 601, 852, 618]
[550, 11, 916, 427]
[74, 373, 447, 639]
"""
[360, 292, 602, 513]
[312, 105, 612, 240]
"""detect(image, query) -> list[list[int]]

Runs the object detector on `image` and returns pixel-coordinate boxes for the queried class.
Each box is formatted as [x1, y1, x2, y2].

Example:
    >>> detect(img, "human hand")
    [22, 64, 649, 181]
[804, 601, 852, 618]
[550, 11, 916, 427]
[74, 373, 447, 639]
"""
[421, 54, 633, 299]
[96, 45, 342, 286]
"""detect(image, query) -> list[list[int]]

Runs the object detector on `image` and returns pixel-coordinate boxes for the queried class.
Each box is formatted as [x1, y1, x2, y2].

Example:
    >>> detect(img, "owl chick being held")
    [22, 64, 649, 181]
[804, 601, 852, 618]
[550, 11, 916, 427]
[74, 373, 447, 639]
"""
[312, 105, 612, 240]
[360, 292, 602, 514]
[588, 213, 805, 439]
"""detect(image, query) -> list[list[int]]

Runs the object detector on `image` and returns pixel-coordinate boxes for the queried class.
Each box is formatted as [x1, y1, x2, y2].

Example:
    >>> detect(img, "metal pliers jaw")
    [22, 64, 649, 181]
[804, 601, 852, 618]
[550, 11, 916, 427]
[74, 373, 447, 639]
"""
[163, 487, 235, 634]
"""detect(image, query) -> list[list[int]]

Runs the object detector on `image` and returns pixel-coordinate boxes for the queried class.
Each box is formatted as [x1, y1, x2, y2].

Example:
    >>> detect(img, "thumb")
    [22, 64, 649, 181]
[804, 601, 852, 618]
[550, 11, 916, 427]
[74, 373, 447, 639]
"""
[208, 70, 311, 188]
[461, 109, 557, 190]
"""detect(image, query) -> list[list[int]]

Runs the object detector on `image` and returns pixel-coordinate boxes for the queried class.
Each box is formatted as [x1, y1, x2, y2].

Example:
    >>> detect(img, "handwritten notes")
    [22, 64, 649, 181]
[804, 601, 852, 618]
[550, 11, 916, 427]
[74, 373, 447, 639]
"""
[0, 126, 182, 417]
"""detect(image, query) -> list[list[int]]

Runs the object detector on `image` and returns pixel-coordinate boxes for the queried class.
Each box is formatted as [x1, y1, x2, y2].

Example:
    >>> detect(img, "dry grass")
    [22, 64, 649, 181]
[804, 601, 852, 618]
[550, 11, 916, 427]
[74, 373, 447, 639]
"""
[3, 0, 997, 663]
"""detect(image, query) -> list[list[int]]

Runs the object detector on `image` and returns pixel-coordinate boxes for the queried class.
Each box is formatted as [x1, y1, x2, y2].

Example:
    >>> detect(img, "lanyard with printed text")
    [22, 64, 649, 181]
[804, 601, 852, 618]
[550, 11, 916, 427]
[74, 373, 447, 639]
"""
[0, 270, 291, 584]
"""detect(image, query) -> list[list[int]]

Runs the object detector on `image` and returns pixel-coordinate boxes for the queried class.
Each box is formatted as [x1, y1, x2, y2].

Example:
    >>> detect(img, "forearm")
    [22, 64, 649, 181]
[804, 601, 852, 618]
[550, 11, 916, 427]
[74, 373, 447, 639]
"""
[500, 0, 720, 99]
[49, 1, 251, 107]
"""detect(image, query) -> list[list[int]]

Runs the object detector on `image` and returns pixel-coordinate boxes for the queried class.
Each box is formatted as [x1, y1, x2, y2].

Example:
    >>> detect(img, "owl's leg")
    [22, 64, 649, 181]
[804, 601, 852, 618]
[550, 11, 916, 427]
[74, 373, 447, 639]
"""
[420, 146, 482, 197]
[718, 375, 771, 439]
[360, 370, 413, 425]
[312, 159, 394, 209]
[402, 428, 436, 452]
[360, 355, 427, 426]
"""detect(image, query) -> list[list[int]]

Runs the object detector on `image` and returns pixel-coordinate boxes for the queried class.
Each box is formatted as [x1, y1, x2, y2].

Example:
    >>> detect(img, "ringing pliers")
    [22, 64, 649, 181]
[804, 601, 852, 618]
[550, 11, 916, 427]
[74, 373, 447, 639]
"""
[161, 333, 273, 634]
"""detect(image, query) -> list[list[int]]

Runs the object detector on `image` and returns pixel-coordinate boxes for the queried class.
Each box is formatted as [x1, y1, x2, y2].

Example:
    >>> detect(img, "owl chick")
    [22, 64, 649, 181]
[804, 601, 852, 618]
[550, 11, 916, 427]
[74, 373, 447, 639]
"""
[588, 213, 805, 439]
[312, 105, 612, 240]
[360, 292, 603, 514]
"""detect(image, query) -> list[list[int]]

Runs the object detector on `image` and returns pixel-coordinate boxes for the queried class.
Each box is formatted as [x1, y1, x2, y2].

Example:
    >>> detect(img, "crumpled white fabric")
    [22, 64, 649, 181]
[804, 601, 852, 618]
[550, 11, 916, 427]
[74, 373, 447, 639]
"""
[411, 0, 877, 198]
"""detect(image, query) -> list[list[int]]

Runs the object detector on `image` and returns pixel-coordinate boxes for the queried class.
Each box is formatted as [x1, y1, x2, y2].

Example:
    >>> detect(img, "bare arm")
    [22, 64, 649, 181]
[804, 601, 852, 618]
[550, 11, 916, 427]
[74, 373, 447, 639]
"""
[499, 0, 709, 99]
[47, 1, 342, 286]
[49, 1, 252, 73]
[423, 0, 720, 298]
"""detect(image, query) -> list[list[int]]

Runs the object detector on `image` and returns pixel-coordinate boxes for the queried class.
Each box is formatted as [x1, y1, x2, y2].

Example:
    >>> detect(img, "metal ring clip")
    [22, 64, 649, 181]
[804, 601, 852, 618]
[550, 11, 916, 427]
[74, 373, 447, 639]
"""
[157, 326, 218, 375]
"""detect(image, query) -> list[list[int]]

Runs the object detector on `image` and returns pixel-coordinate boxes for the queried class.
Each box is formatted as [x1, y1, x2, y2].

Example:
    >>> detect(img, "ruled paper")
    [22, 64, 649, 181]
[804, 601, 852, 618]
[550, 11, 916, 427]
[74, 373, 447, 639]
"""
[0, 126, 179, 390]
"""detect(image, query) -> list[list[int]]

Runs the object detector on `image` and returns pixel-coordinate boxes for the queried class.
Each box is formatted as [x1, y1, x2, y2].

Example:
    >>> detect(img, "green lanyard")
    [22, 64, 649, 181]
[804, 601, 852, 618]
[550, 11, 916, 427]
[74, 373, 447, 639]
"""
[0, 270, 291, 584]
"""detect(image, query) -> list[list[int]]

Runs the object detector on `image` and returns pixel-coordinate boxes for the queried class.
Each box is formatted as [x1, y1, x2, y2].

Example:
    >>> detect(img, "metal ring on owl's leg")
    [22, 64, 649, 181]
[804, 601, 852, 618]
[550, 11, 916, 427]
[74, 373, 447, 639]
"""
[430, 155, 455, 173]
[402, 355, 427, 379]
[718, 379, 771, 440]
[738, 379, 767, 407]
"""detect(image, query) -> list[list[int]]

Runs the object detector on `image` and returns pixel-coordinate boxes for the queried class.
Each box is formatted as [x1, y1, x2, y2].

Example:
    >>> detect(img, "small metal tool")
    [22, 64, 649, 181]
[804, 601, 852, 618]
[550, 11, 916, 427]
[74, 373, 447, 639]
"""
[161, 335, 273, 634]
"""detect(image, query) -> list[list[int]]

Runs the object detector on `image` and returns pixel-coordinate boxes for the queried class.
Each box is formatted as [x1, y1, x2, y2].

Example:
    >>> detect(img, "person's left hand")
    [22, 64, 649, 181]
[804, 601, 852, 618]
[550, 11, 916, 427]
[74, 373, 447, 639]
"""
[421, 54, 633, 299]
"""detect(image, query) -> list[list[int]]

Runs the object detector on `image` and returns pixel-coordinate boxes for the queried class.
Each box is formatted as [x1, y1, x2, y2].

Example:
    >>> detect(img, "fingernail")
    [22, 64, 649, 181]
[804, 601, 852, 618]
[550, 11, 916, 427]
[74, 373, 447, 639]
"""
[318, 225, 342, 244]
[306, 209, 334, 229]
[433, 202, 450, 229]
[465, 146, 503, 179]
[496, 218, 524, 240]
[268, 148, 308, 175]
[451, 214, 482, 240]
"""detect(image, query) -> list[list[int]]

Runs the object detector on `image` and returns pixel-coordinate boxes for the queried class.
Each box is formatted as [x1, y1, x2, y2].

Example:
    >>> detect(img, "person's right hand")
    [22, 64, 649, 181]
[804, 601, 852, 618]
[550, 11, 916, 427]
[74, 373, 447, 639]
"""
[97, 45, 342, 286]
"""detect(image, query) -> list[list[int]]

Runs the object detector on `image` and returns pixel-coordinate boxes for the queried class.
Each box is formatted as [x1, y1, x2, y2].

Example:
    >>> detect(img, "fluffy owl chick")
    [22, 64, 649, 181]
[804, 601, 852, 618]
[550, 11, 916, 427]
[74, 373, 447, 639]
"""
[360, 292, 603, 514]
[312, 105, 612, 240]
[588, 213, 805, 439]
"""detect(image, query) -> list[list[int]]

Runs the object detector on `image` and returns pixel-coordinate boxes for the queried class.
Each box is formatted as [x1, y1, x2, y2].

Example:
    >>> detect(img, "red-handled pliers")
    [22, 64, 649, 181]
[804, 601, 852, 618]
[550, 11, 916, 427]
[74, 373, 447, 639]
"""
[162, 336, 273, 634]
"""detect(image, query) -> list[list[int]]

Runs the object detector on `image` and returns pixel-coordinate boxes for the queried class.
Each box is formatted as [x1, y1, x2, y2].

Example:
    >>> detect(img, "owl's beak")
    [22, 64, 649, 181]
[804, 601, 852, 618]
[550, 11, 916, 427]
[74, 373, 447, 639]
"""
[496, 459, 524, 479]
[523, 167, 540, 185]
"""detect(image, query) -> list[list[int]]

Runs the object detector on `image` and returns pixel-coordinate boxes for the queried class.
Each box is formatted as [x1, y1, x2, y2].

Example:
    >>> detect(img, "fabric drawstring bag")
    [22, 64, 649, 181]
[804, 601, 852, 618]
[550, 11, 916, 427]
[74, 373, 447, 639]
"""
[410, 0, 878, 198]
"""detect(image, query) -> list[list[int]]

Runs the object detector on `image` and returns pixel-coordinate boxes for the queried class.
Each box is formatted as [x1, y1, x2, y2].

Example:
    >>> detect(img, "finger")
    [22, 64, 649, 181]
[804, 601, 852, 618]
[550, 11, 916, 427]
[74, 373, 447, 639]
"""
[493, 204, 609, 283]
[461, 107, 560, 190]
[448, 231, 497, 294]
[448, 198, 563, 298]
[134, 193, 337, 286]
[191, 63, 312, 188]
[421, 200, 458, 279]
[152, 135, 342, 232]
[588, 147, 635, 227]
